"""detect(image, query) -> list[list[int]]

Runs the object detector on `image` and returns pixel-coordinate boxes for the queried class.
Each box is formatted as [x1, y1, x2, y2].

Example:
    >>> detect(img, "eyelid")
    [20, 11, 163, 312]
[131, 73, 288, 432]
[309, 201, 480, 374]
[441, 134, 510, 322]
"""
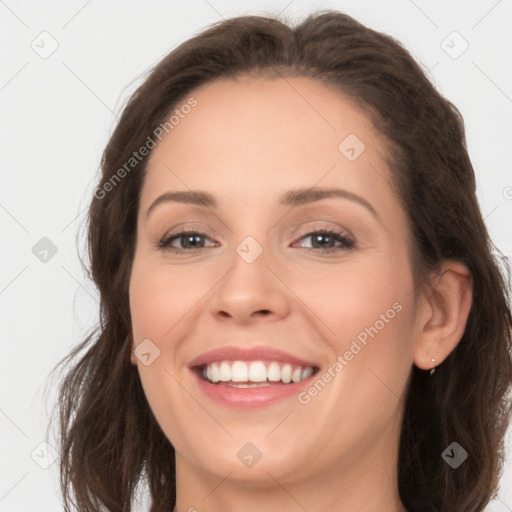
[160, 223, 219, 240]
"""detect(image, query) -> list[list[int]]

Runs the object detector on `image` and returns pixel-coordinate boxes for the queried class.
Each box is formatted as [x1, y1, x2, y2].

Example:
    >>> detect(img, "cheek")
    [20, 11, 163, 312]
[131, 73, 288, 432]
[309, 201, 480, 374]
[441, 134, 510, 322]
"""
[287, 251, 417, 416]
[128, 261, 201, 450]
[129, 260, 201, 342]
[290, 256, 412, 347]
[291, 261, 415, 448]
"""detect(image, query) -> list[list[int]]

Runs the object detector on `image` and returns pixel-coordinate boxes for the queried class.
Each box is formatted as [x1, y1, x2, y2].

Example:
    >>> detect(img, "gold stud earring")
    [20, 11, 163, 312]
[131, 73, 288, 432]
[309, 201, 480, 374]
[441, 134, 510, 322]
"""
[430, 358, 436, 376]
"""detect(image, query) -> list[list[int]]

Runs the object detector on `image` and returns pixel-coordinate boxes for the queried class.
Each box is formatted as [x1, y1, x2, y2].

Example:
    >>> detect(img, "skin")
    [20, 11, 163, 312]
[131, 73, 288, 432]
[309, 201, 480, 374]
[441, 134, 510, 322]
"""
[128, 75, 473, 512]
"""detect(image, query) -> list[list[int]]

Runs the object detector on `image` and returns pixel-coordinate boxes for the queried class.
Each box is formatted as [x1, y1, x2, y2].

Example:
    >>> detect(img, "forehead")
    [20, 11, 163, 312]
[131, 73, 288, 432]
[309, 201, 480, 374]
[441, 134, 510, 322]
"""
[141, 75, 394, 211]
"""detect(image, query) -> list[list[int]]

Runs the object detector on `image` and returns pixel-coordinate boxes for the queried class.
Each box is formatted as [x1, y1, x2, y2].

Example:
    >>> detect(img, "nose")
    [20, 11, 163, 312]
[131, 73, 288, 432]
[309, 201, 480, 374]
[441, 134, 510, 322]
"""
[207, 245, 291, 325]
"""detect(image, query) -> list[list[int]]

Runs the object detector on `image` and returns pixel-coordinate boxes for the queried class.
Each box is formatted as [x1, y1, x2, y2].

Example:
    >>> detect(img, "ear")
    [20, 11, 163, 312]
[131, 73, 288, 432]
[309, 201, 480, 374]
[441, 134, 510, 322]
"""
[413, 261, 473, 371]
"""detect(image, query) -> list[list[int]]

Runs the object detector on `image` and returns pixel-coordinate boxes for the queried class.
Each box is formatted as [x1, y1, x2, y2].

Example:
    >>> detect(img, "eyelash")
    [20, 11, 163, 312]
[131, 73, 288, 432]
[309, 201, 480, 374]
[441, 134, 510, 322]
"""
[157, 228, 355, 255]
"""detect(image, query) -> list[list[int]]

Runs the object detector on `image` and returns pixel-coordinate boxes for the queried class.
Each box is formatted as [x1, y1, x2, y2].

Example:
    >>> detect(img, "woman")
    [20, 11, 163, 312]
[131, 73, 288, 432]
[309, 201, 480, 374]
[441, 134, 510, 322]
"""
[54, 10, 512, 512]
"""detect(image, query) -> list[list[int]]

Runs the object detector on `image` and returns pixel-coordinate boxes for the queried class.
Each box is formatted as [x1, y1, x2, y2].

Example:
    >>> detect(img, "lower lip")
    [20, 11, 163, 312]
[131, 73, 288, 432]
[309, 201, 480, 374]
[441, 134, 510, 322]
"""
[191, 369, 314, 408]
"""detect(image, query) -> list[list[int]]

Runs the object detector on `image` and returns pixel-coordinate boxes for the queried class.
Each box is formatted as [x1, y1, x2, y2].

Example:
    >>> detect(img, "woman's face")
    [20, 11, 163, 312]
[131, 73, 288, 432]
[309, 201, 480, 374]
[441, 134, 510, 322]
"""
[129, 76, 420, 487]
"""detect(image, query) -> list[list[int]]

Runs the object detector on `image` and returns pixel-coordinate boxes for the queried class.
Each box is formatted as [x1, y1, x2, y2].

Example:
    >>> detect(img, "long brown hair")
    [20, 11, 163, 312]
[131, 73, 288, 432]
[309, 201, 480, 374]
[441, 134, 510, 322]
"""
[51, 10, 512, 512]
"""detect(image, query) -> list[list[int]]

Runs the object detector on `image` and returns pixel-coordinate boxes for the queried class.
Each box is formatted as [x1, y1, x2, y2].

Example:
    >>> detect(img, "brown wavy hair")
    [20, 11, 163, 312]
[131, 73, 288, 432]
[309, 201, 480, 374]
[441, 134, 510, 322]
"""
[51, 10, 512, 512]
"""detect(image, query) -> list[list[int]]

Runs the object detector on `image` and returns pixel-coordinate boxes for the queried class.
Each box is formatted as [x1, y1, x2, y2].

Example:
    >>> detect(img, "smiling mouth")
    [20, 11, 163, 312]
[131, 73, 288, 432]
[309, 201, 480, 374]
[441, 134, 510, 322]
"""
[195, 360, 320, 387]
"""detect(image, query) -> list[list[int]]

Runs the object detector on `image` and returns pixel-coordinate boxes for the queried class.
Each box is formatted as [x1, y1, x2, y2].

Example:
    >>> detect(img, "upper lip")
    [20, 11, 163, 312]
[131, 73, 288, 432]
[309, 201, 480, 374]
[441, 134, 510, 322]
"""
[188, 346, 320, 368]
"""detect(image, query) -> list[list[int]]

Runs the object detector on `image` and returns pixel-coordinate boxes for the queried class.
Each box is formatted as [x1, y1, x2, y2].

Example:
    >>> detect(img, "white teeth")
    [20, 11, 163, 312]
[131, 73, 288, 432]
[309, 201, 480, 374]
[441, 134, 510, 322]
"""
[231, 361, 248, 382]
[248, 361, 267, 382]
[219, 361, 231, 382]
[291, 367, 302, 383]
[201, 360, 315, 385]
[210, 363, 220, 383]
[267, 361, 281, 381]
[281, 364, 292, 384]
[302, 367, 314, 380]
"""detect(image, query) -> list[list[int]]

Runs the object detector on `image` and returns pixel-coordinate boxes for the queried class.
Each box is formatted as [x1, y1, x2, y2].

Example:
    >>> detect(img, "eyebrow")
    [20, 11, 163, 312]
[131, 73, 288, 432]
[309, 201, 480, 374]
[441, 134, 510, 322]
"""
[146, 187, 379, 220]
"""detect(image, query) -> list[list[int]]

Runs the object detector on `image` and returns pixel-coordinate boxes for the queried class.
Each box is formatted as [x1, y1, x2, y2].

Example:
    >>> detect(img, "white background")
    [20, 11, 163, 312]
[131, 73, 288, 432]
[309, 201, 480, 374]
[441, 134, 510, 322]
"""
[1, 0, 511, 510]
